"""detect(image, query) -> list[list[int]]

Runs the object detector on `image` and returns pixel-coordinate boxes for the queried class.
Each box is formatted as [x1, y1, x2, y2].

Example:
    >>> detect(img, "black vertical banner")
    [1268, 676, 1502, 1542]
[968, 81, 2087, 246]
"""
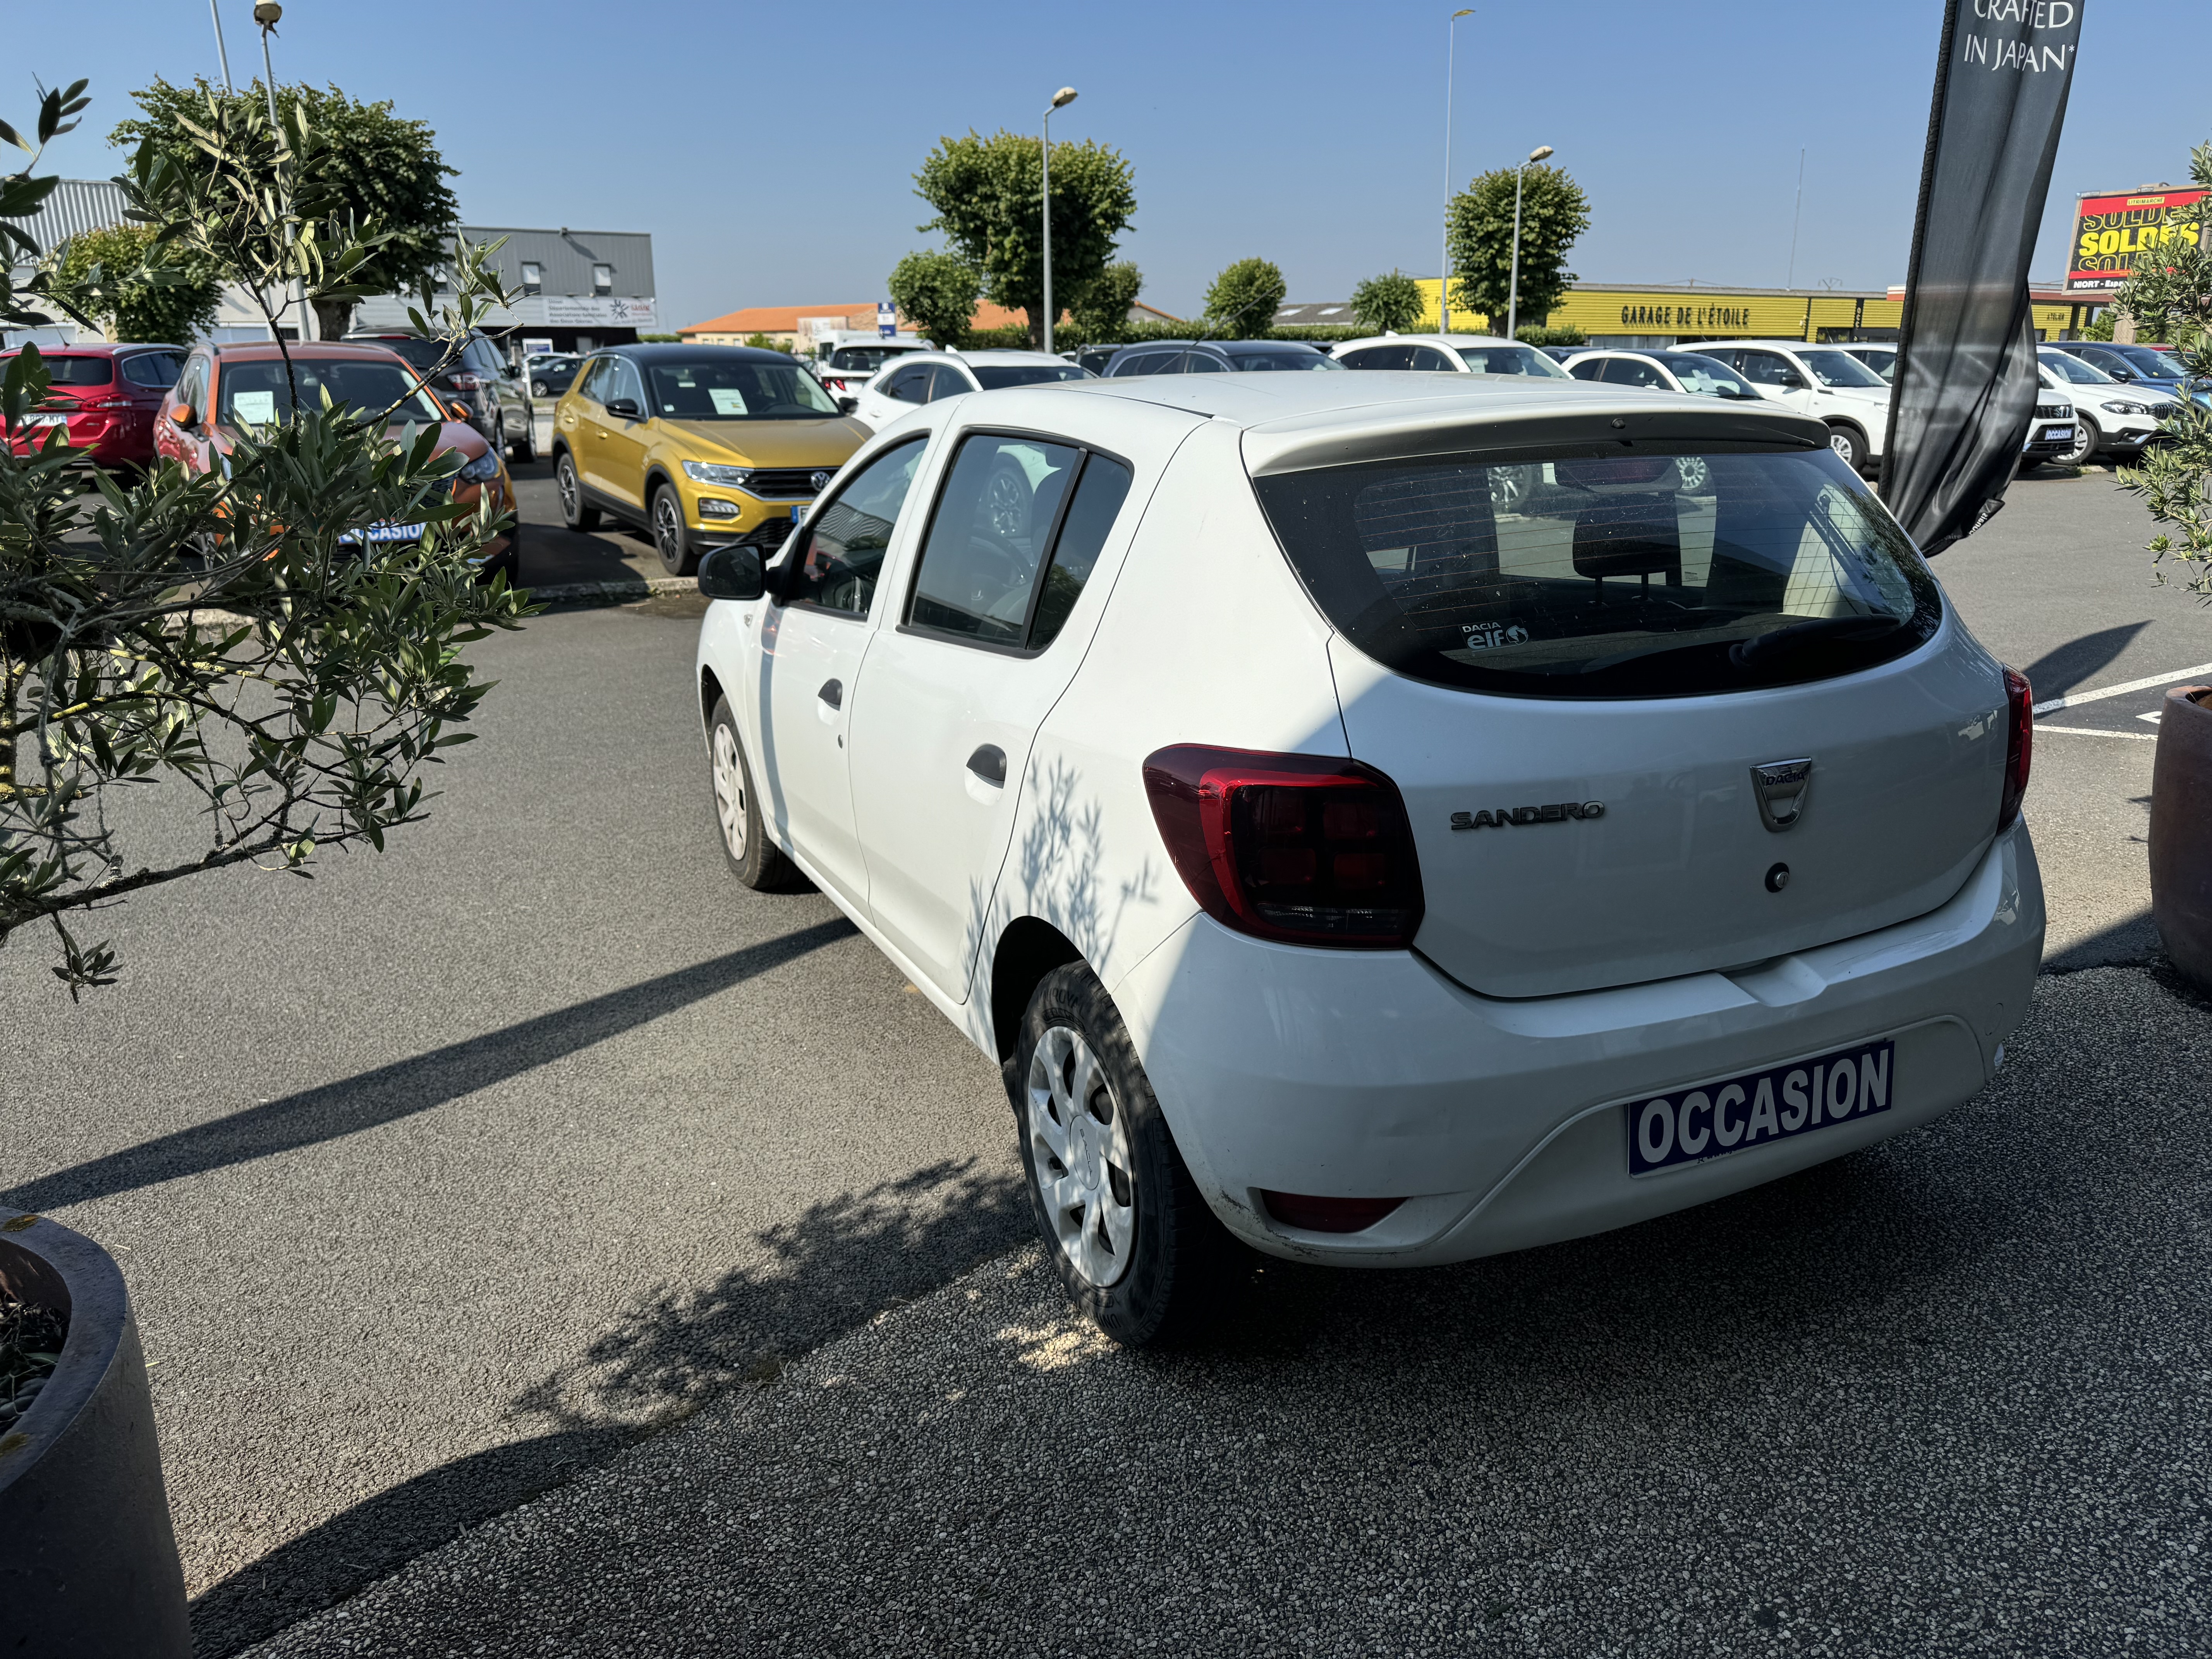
[1884, 0, 2085, 554]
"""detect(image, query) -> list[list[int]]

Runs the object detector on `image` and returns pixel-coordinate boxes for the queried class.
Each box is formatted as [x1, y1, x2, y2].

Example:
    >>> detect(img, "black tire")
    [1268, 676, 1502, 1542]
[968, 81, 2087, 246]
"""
[555, 448, 599, 530]
[1826, 423, 1868, 473]
[508, 410, 536, 464]
[2057, 414, 2098, 468]
[653, 482, 697, 575]
[1015, 962, 1233, 1347]
[708, 696, 800, 890]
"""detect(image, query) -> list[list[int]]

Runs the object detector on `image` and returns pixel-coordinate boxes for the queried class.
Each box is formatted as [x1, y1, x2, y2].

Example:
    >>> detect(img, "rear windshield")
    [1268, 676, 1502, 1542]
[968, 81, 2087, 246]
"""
[970, 364, 1092, 389]
[828, 346, 919, 371]
[1226, 350, 1344, 372]
[32, 354, 115, 386]
[361, 337, 455, 373]
[1254, 447, 1941, 698]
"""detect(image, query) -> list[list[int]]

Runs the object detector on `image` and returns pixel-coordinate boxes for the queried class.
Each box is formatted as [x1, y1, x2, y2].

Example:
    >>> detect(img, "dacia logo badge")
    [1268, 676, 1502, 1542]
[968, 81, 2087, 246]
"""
[1750, 759, 1813, 831]
[810, 470, 831, 491]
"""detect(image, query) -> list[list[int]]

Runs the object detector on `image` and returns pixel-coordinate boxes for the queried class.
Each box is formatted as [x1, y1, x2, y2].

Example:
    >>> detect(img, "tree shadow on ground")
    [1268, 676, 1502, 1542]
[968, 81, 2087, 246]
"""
[187, 1154, 1029, 1658]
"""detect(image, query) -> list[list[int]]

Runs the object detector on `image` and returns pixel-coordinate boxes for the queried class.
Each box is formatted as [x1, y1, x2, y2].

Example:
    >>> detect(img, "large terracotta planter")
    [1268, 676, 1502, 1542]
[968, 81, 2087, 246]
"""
[0, 1209, 190, 1658]
[2150, 685, 2212, 990]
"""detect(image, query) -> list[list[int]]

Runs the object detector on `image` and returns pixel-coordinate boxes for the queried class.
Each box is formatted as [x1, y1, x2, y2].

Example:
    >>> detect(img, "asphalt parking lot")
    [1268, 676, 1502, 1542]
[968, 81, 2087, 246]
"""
[5, 453, 2209, 1655]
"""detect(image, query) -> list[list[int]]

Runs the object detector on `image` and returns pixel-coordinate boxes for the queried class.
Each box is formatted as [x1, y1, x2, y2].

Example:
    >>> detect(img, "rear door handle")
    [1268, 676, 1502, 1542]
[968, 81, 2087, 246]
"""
[818, 678, 842, 709]
[966, 744, 1006, 787]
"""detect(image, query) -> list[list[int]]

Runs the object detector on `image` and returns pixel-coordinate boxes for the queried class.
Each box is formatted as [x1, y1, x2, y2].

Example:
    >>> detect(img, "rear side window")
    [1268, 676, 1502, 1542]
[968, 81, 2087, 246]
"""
[908, 435, 1133, 651]
[122, 352, 182, 388]
[1254, 447, 1941, 699]
[1342, 345, 1416, 371]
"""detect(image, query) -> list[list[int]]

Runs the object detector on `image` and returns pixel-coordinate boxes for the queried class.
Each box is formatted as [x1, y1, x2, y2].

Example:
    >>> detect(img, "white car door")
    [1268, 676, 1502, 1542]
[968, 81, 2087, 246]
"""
[1734, 348, 1816, 415]
[756, 436, 929, 907]
[845, 429, 1139, 1002]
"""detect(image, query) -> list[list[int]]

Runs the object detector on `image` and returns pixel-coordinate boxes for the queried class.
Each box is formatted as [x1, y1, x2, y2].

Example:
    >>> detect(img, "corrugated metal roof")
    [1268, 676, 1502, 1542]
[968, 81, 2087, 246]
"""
[19, 179, 132, 256]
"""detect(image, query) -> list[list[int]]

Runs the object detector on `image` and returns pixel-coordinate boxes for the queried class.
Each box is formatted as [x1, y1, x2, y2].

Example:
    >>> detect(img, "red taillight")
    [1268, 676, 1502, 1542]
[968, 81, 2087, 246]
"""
[1141, 744, 1425, 948]
[1999, 666, 2032, 832]
[1259, 1191, 1407, 1233]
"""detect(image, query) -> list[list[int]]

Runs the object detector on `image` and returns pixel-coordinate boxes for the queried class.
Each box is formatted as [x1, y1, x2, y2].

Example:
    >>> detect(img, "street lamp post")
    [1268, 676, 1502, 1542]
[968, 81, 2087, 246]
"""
[252, 2, 309, 340]
[1505, 143, 1553, 344]
[1441, 9, 1474, 334]
[1041, 86, 1077, 356]
[208, 0, 235, 91]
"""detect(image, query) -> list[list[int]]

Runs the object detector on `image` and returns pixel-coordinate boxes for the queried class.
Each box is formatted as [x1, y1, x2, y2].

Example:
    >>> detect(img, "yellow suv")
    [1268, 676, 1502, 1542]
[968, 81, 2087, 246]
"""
[551, 344, 868, 574]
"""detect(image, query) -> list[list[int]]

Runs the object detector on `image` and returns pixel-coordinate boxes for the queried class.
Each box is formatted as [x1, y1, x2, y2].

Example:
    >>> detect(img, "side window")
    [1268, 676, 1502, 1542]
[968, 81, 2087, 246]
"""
[883, 364, 929, 403]
[1735, 351, 1795, 387]
[1567, 356, 1607, 381]
[908, 435, 1084, 644]
[1343, 345, 1416, 371]
[1602, 356, 1666, 388]
[786, 438, 926, 617]
[926, 363, 975, 401]
[1182, 352, 1227, 374]
[1027, 455, 1134, 649]
[177, 356, 209, 414]
[575, 357, 614, 403]
[608, 360, 646, 410]
[1408, 346, 1456, 371]
[125, 352, 182, 389]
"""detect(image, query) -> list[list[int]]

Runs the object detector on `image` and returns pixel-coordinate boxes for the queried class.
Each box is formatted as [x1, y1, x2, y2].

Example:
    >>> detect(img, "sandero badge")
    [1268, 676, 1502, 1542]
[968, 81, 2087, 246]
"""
[1450, 801, 1604, 831]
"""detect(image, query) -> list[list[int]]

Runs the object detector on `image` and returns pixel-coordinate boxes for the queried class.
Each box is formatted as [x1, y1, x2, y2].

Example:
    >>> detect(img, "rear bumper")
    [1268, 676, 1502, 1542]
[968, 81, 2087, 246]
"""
[1111, 820, 2043, 1267]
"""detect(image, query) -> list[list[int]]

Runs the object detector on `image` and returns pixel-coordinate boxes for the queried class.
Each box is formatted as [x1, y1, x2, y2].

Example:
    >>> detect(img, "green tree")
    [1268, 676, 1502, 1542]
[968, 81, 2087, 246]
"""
[4, 76, 526, 995]
[1203, 258, 1286, 339]
[44, 221, 220, 343]
[110, 76, 460, 340]
[1066, 260, 1142, 346]
[2114, 139, 2212, 602]
[914, 130, 1136, 349]
[1350, 269, 1425, 335]
[888, 249, 981, 348]
[1445, 164, 1591, 330]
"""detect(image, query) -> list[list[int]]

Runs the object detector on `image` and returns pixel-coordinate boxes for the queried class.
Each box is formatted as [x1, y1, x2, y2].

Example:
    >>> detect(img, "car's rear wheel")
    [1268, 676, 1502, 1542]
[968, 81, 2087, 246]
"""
[1826, 423, 1868, 472]
[532, 379, 551, 397]
[1016, 962, 1233, 1347]
[555, 449, 599, 530]
[508, 411, 535, 464]
[709, 696, 800, 890]
[2057, 414, 2099, 467]
[653, 483, 697, 575]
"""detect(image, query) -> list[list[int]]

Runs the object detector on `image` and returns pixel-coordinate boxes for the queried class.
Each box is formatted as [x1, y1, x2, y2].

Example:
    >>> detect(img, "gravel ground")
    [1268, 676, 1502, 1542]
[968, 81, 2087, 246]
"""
[242, 964, 2212, 1659]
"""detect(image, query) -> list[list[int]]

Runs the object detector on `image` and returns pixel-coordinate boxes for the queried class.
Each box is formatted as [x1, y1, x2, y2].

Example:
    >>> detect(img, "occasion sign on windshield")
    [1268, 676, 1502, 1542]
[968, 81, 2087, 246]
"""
[2067, 187, 2206, 292]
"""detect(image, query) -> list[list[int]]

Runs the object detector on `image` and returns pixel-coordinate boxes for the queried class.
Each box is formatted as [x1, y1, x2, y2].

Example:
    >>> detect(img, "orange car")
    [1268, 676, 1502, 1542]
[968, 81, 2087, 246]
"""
[153, 340, 517, 580]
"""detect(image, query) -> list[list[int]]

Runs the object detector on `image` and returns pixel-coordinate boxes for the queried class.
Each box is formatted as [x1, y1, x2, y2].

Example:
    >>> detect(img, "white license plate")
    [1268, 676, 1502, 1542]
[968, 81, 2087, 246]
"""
[1626, 1038, 1896, 1176]
[338, 522, 426, 546]
[2042, 426, 2075, 443]
[26, 413, 67, 426]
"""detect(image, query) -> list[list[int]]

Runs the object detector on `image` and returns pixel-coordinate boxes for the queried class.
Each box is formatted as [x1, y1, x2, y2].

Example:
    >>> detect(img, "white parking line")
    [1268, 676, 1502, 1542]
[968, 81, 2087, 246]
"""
[2032, 662, 2212, 716]
[2034, 725, 2157, 740]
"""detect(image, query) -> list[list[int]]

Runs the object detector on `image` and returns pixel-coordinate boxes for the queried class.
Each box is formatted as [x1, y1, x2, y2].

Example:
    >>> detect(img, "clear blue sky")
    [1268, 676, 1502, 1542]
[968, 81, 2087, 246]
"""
[15, 0, 2207, 328]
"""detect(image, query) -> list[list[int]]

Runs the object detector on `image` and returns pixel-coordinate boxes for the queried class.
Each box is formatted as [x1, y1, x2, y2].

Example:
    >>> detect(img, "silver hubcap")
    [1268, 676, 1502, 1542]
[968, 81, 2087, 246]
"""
[557, 457, 578, 517]
[711, 723, 747, 859]
[1831, 431, 1855, 459]
[1026, 1025, 1135, 1288]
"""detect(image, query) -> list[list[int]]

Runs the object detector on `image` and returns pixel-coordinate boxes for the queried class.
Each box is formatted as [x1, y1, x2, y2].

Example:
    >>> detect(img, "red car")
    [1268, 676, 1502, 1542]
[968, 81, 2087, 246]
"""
[153, 340, 517, 580]
[2, 341, 187, 471]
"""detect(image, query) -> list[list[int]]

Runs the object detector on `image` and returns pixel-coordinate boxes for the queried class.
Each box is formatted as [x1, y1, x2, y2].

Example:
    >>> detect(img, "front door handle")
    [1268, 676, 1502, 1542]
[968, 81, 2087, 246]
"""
[966, 744, 1006, 787]
[817, 678, 842, 710]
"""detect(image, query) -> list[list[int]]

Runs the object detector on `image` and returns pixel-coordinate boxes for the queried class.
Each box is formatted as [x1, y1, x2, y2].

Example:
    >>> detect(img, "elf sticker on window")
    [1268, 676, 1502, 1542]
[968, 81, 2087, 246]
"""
[1460, 622, 1530, 651]
[231, 390, 277, 426]
[709, 388, 748, 416]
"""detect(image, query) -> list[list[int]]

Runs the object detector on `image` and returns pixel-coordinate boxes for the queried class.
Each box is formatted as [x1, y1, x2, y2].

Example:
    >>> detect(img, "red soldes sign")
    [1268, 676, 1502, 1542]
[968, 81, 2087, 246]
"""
[2067, 187, 2207, 291]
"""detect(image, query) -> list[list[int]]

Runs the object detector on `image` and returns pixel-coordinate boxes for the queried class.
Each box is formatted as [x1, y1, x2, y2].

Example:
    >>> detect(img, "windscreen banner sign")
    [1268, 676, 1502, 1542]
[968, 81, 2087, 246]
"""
[1882, 0, 2084, 557]
[2067, 187, 2207, 292]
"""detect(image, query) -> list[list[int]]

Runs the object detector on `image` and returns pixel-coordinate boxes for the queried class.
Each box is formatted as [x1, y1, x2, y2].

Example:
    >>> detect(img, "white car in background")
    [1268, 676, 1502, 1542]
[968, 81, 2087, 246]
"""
[845, 350, 1092, 431]
[689, 372, 2041, 1345]
[814, 336, 932, 405]
[1686, 341, 1892, 475]
[1832, 344, 1899, 382]
[1331, 333, 1573, 380]
[2034, 348, 2166, 466]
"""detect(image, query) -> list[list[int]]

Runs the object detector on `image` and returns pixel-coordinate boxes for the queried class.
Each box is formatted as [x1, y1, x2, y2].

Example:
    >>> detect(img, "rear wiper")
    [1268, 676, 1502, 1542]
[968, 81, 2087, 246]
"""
[1729, 613, 1904, 670]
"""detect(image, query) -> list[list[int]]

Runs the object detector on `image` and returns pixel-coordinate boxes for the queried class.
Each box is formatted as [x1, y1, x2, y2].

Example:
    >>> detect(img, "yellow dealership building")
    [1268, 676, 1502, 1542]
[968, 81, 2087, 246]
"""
[1410, 279, 2081, 345]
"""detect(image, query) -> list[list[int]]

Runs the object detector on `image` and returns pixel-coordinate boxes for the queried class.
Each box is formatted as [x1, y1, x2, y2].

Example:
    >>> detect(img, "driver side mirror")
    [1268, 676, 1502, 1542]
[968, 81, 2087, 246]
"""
[836, 396, 858, 415]
[605, 397, 642, 419]
[446, 400, 472, 421]
[1777, 369, 1807, 389]
[2109, 367, 2136, 381]
[172, 402, 197, 429]
[697, 543, 764, 602]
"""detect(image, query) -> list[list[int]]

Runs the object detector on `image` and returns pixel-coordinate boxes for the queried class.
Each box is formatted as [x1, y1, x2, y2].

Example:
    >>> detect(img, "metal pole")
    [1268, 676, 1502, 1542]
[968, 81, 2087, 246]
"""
[1786, 147, 1806, 290]
[257, 21, 306, 340]
[1041, 109, 1052, 355]
[210, 0, 235, 90]
[1506, 164, 1525, 342]
[1442, 9, 1473, 334]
